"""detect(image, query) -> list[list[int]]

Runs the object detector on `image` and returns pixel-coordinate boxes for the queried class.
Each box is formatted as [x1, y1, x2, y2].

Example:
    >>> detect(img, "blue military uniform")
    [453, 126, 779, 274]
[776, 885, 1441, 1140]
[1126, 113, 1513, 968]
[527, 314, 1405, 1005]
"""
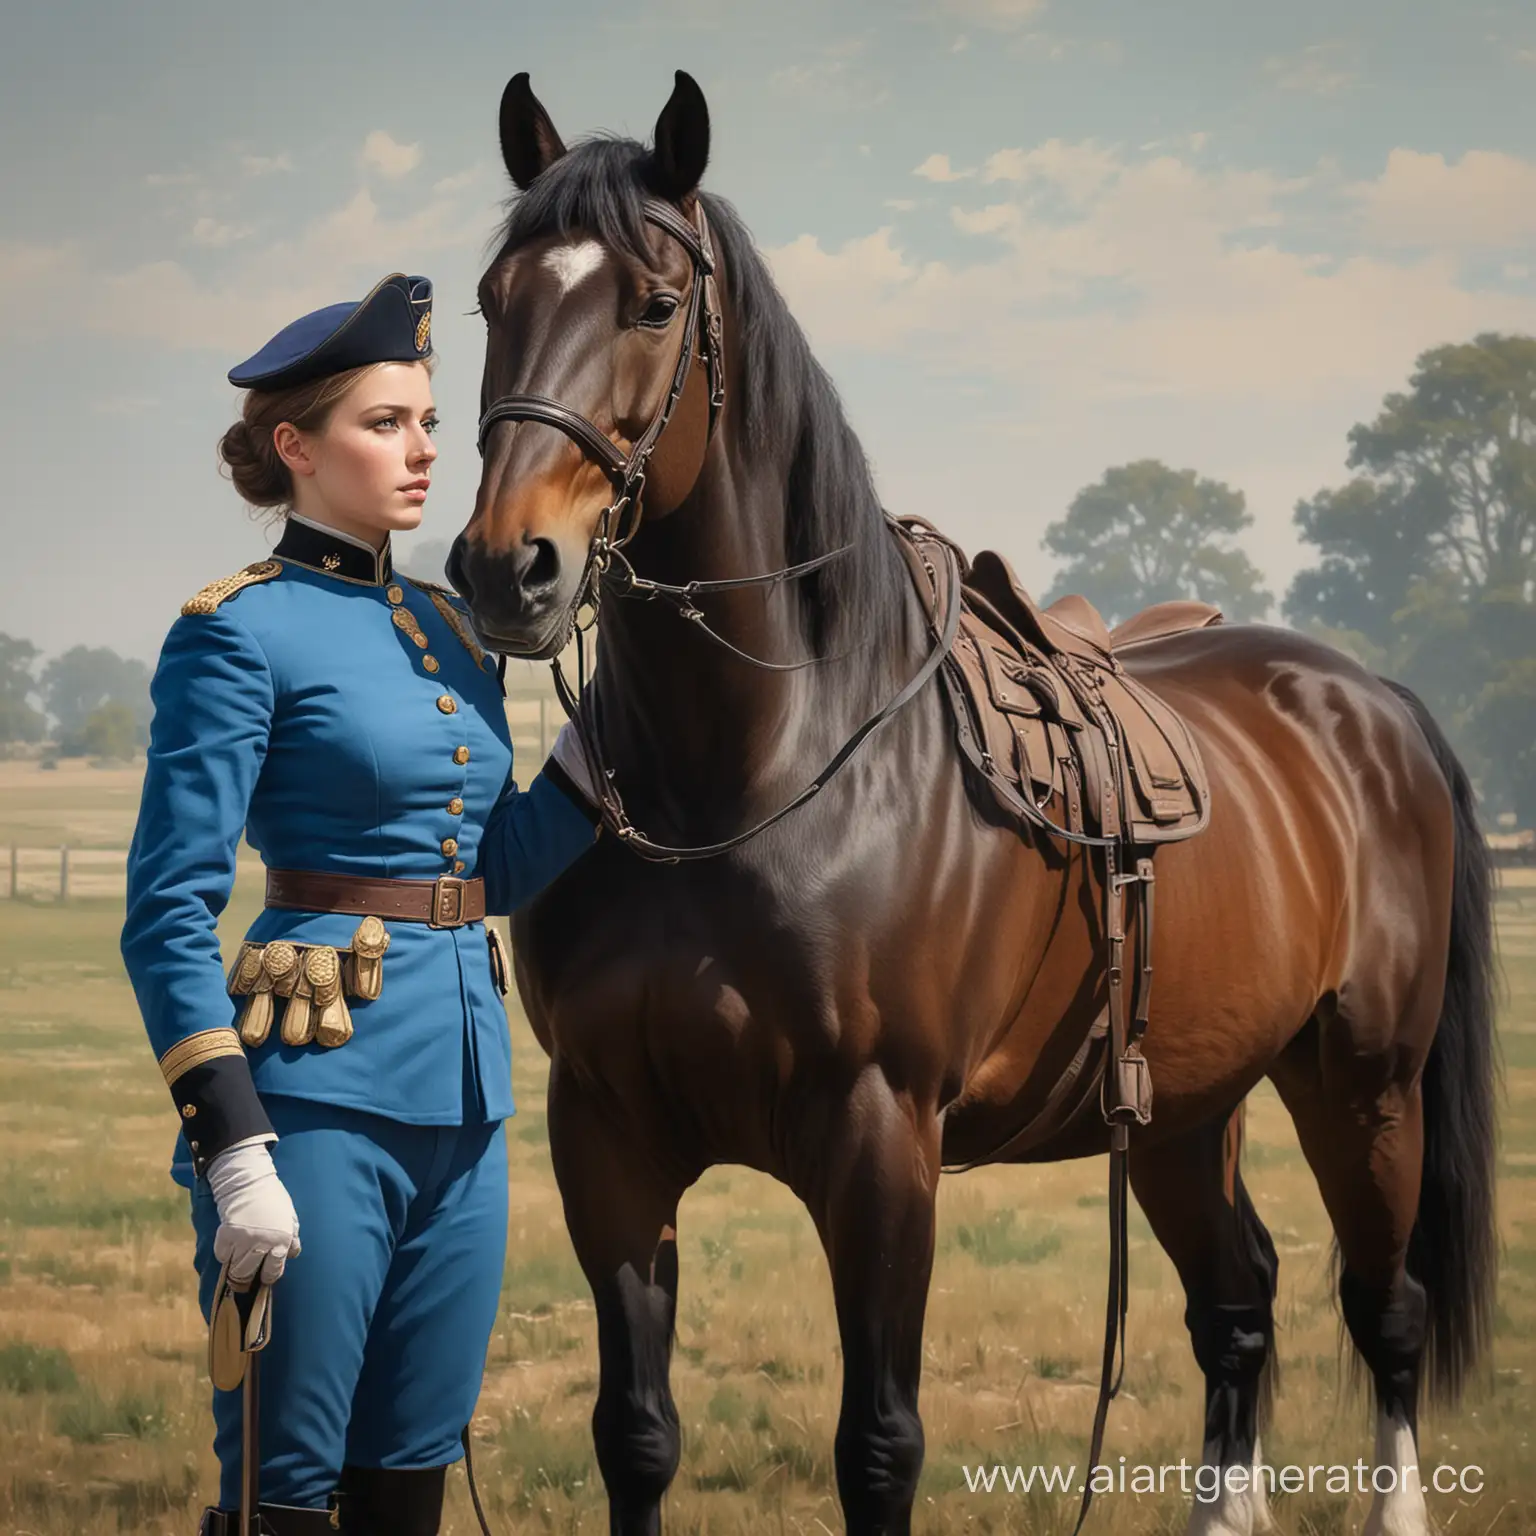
[120, 276, 598, 1530]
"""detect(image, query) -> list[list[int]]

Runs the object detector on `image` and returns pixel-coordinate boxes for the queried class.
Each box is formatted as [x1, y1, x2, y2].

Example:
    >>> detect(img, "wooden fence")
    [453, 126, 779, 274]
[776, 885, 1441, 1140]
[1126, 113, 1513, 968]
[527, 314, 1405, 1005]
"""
[2, 699, 563, 902]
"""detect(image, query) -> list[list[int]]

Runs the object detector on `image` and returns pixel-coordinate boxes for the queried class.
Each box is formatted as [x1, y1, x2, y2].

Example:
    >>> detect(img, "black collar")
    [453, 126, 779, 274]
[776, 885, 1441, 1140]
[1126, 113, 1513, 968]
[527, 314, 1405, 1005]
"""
[274, 516, 393, 586]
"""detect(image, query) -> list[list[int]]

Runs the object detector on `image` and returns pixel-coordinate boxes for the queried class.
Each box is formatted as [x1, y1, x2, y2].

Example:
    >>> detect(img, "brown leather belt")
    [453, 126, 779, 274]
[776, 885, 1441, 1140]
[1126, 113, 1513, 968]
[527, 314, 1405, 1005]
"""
[264, 869, 486, 929]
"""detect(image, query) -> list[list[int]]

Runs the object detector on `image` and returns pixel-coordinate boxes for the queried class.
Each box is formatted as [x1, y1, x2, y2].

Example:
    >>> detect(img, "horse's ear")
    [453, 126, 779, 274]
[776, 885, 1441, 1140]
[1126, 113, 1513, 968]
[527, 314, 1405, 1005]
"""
[500, 72, 567, 191]
[645, 70, 710, 203]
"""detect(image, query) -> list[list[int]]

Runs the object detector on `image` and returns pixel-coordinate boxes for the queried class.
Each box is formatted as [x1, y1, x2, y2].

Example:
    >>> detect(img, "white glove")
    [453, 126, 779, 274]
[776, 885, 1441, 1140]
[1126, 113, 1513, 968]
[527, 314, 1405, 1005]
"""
[549, 717, 600, 806]
[207, 1139, 301, 1284]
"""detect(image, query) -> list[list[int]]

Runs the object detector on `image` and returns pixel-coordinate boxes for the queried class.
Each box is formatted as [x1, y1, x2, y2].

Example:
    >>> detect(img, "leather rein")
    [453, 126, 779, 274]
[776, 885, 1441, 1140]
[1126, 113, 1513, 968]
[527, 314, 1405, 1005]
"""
[475, 197, 961, 863]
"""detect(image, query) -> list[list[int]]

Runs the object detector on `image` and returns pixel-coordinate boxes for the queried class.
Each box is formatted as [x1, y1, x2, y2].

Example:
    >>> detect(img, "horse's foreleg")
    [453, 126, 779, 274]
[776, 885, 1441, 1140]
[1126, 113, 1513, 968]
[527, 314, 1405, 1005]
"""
[547, 1063, 694, 1536]
[796, 1066, 940, 1536]
[1130, 1110, 1279, 1536]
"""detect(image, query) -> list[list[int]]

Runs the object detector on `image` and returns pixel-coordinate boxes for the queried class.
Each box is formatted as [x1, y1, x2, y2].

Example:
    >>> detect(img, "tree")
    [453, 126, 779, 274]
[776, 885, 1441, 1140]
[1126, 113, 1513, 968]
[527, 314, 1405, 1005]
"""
[79, 702, 139, 762]
[1284, 479, 1442, 654]
[1348, 333, 1536, 597]
[1042, 460, 1272, 624]
[0, 633, 46, 745]
[41, 647, 151, 747]
[1286, 331, 1536, 822]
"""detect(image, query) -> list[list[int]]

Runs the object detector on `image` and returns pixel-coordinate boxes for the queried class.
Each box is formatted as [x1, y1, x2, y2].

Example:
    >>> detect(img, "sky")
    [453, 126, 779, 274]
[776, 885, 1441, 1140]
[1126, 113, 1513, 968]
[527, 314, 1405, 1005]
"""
[3, 0, 1535, 665]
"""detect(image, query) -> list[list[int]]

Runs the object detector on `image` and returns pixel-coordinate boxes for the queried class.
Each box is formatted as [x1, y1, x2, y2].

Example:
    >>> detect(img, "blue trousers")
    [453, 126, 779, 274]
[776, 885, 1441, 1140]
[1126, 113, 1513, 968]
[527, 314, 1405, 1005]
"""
[190, 1097, 509, 1509]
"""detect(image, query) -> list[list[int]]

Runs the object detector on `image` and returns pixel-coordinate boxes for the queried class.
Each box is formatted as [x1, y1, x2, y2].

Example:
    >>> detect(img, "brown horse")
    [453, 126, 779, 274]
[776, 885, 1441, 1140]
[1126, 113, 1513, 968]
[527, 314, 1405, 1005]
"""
[450, 72, 1499, 1536]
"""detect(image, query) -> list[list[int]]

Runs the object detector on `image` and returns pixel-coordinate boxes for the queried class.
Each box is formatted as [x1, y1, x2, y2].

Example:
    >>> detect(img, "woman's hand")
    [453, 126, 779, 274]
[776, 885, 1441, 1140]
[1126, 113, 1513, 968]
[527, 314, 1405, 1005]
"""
[206, 1140, 302, 1284]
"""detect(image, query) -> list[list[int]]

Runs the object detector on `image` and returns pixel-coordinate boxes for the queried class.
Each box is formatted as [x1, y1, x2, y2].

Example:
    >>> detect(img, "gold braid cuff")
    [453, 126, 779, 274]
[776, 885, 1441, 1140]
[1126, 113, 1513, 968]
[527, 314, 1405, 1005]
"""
[411, 581, 489, 667]
[159, 1028, 245, 1086]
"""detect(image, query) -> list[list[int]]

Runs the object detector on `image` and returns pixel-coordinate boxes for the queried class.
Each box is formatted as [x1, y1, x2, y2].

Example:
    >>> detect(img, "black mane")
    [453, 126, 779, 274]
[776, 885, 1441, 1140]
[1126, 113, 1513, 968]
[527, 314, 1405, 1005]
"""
[495, 138, 908, 652]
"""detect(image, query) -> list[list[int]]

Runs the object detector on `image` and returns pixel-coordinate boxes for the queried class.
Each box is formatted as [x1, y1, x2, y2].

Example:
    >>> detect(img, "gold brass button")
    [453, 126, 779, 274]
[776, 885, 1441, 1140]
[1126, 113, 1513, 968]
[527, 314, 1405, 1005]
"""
[386, 584, 405, 605]
[423, 655, 440, 674]
[453, 746, 470, 764]
[447, 797, 464, 816]
[436, 695, 457, 715]
[413, 633, 428, 649]
[441, 837, 459, 858]
[181, 1104, 197, 1119]
[454, 860, 466, 873]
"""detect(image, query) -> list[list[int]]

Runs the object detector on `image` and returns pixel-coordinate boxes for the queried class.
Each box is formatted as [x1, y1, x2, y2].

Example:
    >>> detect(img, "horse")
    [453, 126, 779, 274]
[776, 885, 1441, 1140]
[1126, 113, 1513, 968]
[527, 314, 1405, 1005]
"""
[448, 71, 1499, 1536]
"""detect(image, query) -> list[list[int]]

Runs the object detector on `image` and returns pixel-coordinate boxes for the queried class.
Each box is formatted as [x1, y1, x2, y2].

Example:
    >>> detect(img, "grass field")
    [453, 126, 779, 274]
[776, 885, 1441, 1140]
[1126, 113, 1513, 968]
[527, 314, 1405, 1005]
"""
[2, 762, 1534, 1534]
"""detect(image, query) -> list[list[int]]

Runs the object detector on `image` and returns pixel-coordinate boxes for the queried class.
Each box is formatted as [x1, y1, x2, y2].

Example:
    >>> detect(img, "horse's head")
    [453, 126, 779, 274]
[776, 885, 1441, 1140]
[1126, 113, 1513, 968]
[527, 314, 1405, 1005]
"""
[451, 71, 722, 658]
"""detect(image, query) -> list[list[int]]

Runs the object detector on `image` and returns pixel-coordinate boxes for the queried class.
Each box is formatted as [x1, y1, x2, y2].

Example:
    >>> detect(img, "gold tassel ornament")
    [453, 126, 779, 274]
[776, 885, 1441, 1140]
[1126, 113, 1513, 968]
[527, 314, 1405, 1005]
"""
[307, 946, 353, 1048]
[227, 944, 272, 1047]
[346, 917, 390, 1000]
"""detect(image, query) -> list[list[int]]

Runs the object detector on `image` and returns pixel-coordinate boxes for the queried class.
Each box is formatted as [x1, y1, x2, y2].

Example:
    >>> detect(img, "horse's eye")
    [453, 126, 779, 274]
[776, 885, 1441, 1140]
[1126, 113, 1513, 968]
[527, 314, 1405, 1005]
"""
[637, 294, 680, 329]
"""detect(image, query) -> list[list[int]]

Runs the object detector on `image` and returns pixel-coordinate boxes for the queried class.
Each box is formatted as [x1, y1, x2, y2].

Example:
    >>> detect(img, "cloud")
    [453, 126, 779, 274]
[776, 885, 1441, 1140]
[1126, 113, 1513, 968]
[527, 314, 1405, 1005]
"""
[1352, 148, 1536, 249]
[1262, 42, 1358, 97]
[241, 153, 294, 177]
[190, 216, 253, 248]
[981, 140, 1120, 203]
[769, 40, 886, 106]
[931, 0, 1047, 31]
[885, 198, 918, 212]
[360, 130, 422, 179]
[145, 171, 200, 188]
[766, 142, 1536, 410]
[13, 176, 487, 354]
[432, 167, 480, 195]
[765, 140, 1536, 591]
[914, 153, 974, 182]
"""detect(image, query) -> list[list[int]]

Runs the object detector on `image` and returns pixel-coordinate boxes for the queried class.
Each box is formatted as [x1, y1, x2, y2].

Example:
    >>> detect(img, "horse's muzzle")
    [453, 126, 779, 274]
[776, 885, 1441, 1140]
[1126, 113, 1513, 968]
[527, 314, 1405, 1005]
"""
[448, 534, 573, 658]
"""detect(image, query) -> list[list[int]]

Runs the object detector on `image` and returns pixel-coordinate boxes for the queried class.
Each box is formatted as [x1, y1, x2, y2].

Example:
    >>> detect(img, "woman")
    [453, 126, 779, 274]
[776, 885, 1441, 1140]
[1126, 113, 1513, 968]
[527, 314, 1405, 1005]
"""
[120, 273, 599, 1536]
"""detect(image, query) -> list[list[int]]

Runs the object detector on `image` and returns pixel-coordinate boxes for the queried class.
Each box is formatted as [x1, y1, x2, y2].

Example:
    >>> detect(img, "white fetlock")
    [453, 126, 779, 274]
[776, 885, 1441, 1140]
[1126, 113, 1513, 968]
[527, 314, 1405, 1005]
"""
[1185, 1438, 1275, 1536]
[1361, 1413, 1430, 1536]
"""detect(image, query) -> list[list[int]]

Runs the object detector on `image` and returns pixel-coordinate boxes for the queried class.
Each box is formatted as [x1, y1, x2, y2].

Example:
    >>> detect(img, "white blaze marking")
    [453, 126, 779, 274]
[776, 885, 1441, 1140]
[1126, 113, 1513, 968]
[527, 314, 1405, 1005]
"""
[541, 240, 606, 294]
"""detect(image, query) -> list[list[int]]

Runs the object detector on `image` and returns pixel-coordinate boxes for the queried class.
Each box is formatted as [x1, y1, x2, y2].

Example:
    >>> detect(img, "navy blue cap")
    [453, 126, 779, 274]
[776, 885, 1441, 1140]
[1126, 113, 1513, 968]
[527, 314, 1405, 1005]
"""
[228, 273, 433, 390]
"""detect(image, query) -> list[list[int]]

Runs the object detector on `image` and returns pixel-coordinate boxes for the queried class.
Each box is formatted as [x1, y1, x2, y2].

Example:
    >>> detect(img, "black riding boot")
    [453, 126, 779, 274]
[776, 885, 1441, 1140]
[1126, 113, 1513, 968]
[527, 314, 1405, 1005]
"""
[197, 1502, 340, 1536]
[336, 1466, 448, 1536]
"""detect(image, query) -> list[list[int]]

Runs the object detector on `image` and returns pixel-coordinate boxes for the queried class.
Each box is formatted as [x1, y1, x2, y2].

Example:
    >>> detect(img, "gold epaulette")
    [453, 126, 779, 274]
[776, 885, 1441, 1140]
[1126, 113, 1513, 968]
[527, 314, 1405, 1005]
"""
[407, 578, 489, 667]
[182, 560, 284, 616]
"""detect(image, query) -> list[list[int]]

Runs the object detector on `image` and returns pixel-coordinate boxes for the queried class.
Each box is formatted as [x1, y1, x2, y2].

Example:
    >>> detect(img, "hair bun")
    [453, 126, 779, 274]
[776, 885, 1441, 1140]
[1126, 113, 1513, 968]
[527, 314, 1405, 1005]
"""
[218, 418, 291, 509]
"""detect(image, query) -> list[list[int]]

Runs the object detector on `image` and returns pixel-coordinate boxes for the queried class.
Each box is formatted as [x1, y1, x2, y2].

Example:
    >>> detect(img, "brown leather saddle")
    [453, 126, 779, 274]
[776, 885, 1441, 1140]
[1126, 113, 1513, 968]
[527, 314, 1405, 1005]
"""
[893, 515, 1218, 850]
[890, 514, 1225, 1525]
[891, 513, 1222, 1158]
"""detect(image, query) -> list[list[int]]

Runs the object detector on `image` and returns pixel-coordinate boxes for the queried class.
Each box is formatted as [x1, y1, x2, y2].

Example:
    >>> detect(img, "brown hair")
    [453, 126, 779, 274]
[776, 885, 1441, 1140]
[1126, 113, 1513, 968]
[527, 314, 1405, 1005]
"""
[217, 359, 432, 509]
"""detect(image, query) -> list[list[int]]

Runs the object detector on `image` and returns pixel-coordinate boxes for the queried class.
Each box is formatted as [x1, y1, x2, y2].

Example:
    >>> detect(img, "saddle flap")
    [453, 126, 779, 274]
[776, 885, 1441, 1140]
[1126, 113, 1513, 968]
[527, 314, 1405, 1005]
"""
[1101, 673, 1209, 830]
[976, 636, 1043, 718]
[1109, 600, 1223, 650]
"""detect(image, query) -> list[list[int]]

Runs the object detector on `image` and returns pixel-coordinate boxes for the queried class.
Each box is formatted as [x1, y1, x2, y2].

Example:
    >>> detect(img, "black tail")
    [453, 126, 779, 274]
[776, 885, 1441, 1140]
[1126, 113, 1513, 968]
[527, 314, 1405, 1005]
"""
[1383, 678, 1501, 1406]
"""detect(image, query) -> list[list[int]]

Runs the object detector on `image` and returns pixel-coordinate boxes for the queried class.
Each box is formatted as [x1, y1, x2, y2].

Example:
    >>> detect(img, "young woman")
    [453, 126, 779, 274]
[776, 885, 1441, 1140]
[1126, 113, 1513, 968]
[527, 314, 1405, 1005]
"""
[120, 274, 598, 1536]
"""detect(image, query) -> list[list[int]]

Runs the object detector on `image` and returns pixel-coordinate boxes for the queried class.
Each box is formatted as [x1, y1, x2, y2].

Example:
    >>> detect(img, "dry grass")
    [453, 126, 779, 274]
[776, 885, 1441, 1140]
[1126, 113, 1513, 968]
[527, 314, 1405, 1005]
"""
[2, 770, 1534, 1533]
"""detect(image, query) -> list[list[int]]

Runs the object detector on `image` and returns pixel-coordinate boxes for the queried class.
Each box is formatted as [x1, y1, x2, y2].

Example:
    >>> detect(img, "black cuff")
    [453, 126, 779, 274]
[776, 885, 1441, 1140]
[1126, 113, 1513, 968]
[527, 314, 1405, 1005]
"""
[171, 1054, 274, 1179]
[543, 759, 602, 828]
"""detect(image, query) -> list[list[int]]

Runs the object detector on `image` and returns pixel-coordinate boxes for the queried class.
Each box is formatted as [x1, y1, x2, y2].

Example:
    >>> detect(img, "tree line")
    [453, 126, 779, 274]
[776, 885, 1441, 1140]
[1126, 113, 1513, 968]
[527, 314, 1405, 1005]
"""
[5, 331, 1530, 821]
[0, 640, 151, 761]
[1043, 331, 1534, 827]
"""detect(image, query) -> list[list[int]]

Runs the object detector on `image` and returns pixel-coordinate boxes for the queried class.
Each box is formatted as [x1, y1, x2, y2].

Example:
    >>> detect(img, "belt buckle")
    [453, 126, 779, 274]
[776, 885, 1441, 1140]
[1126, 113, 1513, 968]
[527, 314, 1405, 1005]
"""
[430, 875, 467, 928]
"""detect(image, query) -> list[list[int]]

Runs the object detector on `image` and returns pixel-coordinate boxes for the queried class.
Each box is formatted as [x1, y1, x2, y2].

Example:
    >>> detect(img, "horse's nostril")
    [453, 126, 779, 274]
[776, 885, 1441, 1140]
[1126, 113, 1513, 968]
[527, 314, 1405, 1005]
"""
[524, 537, 560, 592]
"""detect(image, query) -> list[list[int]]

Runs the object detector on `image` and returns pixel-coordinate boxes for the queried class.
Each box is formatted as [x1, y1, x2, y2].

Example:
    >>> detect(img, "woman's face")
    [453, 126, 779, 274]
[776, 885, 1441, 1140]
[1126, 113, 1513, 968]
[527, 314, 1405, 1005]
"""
[279, 362, 438, 544]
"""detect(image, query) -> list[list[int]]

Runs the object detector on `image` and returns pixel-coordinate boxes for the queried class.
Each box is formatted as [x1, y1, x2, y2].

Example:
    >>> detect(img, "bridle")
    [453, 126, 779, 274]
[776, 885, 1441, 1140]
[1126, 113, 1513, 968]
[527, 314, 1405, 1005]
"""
[477, 196, 727, 565]
[474, 194, 961, 862]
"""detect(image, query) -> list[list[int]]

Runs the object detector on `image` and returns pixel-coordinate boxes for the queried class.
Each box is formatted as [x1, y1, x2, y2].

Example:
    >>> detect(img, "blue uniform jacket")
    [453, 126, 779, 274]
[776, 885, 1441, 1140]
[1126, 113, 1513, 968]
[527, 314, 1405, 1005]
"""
[120, 518, 597, 1182]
